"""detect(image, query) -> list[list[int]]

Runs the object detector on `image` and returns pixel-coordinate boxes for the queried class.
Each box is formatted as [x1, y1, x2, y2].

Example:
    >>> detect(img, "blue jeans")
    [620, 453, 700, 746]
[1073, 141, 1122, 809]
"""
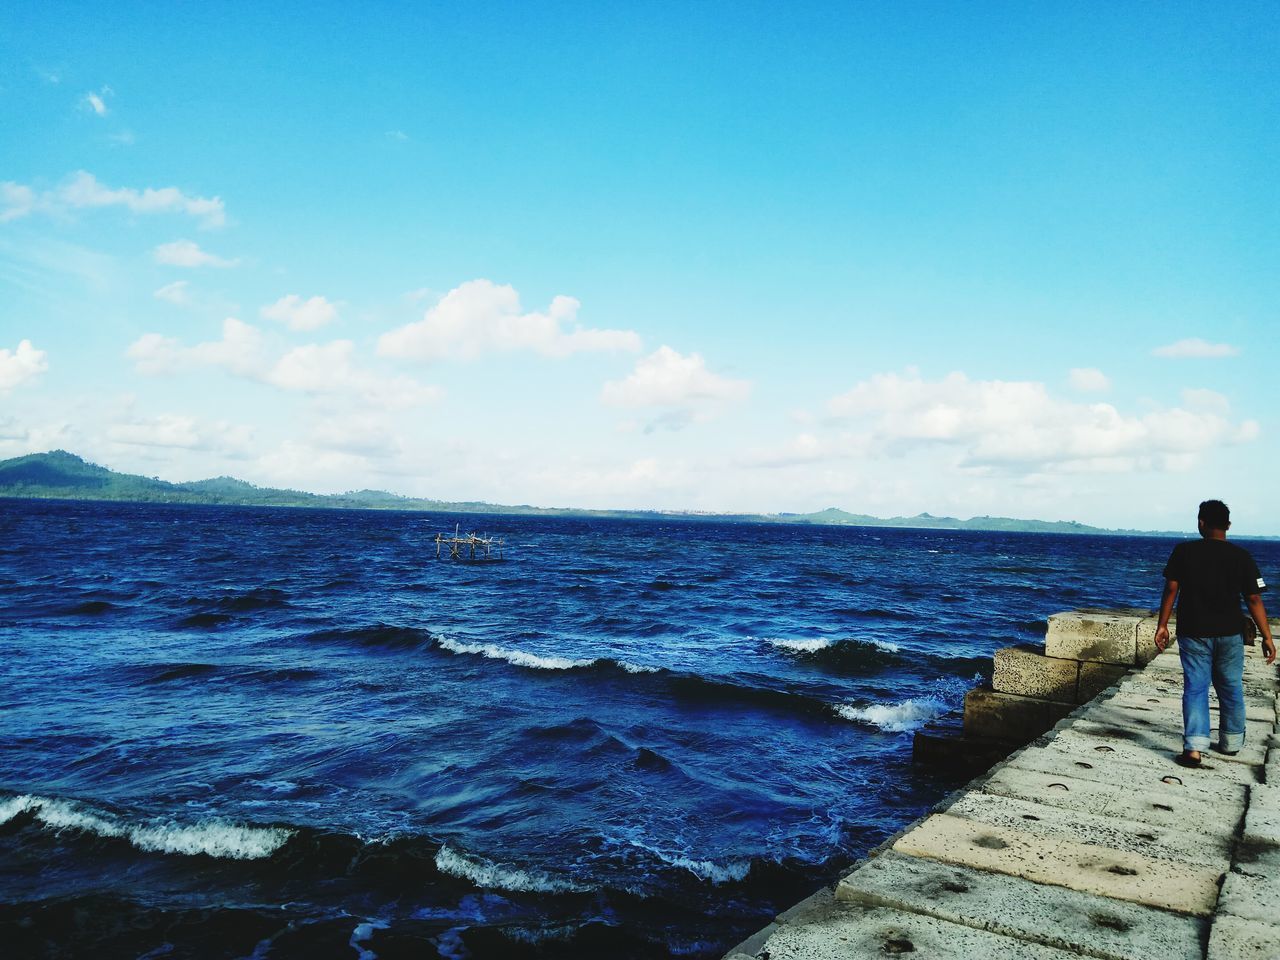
[1179, 634, 1246, 753]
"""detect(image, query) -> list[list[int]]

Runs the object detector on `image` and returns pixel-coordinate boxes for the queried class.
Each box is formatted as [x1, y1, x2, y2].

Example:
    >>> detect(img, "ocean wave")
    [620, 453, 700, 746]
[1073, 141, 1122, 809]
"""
[764, 635, 904, 674]
[629, 840, 751, 884]
[435, 844, 590, 894]
[436, 636, 595, 671]
[833, 697, 947, 732]
[435, 636, 654, 675]
[301, 624, 434, 650]
[833, 676, 972, 733]
[765, 636, 901, 654]
[0, 793, 292, 860]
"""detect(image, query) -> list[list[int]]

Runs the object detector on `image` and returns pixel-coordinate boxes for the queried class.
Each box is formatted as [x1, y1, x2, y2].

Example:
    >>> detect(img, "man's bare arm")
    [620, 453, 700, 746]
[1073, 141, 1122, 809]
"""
[1154, 579, 1177, 652]
[1245, 594, 1276, 665]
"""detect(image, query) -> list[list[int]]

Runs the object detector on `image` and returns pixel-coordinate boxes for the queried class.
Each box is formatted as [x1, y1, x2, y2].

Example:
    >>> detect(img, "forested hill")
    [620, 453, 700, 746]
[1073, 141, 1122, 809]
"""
[0, 450, 1175, 535]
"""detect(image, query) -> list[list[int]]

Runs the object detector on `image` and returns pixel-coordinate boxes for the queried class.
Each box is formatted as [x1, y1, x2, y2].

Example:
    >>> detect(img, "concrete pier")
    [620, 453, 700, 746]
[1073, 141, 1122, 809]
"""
[726, 614, 1280, 960]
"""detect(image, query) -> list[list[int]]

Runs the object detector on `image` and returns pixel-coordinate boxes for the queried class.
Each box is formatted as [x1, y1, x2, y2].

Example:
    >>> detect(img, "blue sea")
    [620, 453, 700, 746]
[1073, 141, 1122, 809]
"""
[3, 498, 1272, 958]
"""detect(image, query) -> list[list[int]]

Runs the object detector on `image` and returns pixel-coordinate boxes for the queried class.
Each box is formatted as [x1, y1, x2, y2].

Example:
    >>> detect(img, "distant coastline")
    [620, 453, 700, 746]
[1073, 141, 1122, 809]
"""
[0, 449, 1208, 538]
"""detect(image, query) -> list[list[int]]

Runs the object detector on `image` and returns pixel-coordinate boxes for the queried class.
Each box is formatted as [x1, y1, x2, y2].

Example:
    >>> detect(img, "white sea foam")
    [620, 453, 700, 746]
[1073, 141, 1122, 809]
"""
[766, 637, 832, 653]
[834, 696, 947, 733]
[128, 821, 292, 859]
[436, 636, 594, 671]
[765, 636, 901, 654]
[349, 919, 389, 960]
[619, 660, 659, 673]
[0, 794, 291, 859]
[435, 845, 589, 893]
[629, 840, 751, 884]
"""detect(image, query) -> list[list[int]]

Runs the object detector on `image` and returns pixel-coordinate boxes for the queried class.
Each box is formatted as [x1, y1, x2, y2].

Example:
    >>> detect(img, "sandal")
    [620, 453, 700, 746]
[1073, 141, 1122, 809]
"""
[1174, 751, 1202, 768]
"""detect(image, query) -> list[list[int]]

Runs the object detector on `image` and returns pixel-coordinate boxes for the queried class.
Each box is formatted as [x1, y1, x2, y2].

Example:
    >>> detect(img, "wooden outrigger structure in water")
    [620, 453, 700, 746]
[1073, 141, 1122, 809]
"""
[435, 524, 505, 560]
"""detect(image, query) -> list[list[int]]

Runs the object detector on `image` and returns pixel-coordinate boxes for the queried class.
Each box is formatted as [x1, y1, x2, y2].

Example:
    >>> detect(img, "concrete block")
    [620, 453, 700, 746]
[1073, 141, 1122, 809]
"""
[1087, 692, 1274, 724]
[741, 899, 1082, 959]
[836, 850, 1206, 960]
[1045, 612, 1140, 665]
[1067, 718, 1272, 769]
[1037, 728, 1261, 786]
[942, 790, 1231, 868]
[1205, 914, 1280, 959]
[1005, 745, 1250, 806]
[1216, 867, 1280, 926]
[892, 813, 1223, 916]
[979, 765, 1237, 838]
[963, 687, 1075, 743]
[1078, 662, 1129, 702]
[992, 646, 1079, 703]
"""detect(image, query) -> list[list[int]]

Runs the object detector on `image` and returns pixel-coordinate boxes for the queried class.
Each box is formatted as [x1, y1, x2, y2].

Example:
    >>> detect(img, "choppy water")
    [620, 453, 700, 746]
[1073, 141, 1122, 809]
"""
[3, 498, 1269, 958]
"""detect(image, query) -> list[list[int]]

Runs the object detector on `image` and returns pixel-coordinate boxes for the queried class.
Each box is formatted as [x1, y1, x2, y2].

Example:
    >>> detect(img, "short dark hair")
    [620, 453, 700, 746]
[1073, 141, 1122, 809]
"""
[1198, 499, 1230, 530]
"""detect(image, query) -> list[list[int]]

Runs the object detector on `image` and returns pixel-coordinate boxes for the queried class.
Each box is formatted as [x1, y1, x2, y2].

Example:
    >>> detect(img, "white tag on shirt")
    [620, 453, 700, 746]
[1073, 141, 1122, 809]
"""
[1260, 577, 1268, 589]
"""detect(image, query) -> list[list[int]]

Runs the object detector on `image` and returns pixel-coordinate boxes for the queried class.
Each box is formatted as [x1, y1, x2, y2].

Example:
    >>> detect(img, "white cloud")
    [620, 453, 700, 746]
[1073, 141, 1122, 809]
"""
[261, 294, 338, 331]
[0, 171, 225, 227]
[107, 414, 253, 454]
[153, 280, 190, 304]
[128, 320, 438, 411]
[601, 345, 751, 429]
[824, 370, 1258, 474]
[386, 130, 409, 142]
[1068, 367, 1110, 392]
[127, 318, 266, 377]
[1152, 338, 1239, 359]
[377, 279, 641, 361]
[267, 340, 441, 409]
[308, 412, 401, 457]
[0, 340, 49, 393]
[0, 182, 37, 222]
[82, 87, 112, 116]
[154, 239, 237, 268]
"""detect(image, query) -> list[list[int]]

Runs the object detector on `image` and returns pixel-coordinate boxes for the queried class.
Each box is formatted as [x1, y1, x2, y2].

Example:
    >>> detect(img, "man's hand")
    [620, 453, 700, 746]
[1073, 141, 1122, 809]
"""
[1153, 624, 1170, 652]
[1264, 636, 1277, 666]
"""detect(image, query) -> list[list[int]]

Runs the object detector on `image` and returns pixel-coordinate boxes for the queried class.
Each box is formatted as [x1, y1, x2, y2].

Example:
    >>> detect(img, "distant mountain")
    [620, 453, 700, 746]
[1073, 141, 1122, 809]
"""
[0, 450, 1183, 536]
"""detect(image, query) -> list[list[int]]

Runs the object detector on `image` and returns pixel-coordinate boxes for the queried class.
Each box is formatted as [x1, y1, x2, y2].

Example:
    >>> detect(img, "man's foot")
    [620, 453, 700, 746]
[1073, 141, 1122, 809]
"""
[1174, 750, 1203, 768]
[1212, 744, 1240, 756]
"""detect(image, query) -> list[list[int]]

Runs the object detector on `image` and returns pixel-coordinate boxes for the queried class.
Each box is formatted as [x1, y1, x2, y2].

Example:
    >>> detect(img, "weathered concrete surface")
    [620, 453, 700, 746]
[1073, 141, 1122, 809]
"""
[941, 790, 1232, 868]
[892, 812, 1222, 915]
[993, 646, 1079, 703]
[1077, 661, 1129, 701]
[836, 850, 1206, 960]
[1205, 914, 1280, 959]
[978, 764, 1239, 837]
[1045, 612, 1140, 664]
[963, 686, 1075, 741]
[728, 611, 1280, 960]
[729, 899, 1084, 959]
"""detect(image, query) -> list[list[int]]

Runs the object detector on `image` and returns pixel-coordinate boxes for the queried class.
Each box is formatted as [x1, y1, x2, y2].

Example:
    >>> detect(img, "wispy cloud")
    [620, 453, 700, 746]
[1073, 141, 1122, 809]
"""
[261, 294, 338, 331]
[378, 279, 641, 361]
[82, 86, 112, 116]
[386, 130, 409, 142]
[153, 280, 190, 304]
[0, 171, 225, 228]
[154, 239, 237, 268]
[1152, 338, 1239, 359]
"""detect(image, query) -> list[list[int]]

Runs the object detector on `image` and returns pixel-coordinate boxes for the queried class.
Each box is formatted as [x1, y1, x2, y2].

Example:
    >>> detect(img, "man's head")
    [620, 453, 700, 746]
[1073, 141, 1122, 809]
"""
[1198, 499, 1231, 536]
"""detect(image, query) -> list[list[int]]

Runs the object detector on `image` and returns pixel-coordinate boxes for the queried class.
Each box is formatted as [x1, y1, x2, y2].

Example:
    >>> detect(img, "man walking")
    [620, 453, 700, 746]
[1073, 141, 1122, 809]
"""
[1153, 499, 1276, 768]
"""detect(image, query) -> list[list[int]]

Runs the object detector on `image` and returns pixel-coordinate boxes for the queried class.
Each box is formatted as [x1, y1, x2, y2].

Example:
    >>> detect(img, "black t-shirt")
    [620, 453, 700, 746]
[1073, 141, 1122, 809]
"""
[1162, 538, 1267, 637]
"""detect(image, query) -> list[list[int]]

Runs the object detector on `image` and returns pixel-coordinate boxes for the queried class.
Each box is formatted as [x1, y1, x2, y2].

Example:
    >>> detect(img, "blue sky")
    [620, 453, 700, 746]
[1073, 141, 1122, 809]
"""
[2, 2, 1278, 532]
